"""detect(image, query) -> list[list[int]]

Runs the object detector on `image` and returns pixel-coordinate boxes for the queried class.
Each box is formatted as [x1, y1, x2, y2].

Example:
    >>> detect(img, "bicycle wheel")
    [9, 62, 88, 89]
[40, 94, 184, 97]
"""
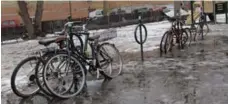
[180, 29, 189, 48]
[35, 56, 52, 96]
[164, 31, 173, 53]
[35, 50, 66, 96]
[42, 53, 86, 99]
[11, 56, 40, 98]
[203, 23, 210, 36]
[160, 31, 169, 54]
[184, 28, 192, 46]
[196, 24, 204, 41]
[196, 23, 209, 40]
[199, 16, 210, 36]
[69, 33, 83, 54]
[97, 43, 123, 78]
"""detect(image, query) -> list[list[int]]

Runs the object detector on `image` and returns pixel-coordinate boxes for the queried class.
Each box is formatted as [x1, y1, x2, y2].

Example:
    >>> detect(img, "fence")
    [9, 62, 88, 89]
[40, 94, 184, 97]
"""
[1, 10, 165, 42]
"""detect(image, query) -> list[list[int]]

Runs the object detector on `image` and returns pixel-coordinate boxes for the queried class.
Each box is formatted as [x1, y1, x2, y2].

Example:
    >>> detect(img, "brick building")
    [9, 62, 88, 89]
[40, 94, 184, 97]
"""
[1, 1, 173, 25]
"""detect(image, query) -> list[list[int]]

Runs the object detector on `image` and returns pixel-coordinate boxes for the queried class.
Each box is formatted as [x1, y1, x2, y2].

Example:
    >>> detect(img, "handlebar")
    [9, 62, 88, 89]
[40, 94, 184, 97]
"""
[54, 17, 94, 35]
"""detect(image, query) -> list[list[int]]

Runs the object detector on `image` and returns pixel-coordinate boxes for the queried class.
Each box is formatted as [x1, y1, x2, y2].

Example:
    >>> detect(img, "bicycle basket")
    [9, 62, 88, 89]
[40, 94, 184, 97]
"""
[93, 28, 117, 42]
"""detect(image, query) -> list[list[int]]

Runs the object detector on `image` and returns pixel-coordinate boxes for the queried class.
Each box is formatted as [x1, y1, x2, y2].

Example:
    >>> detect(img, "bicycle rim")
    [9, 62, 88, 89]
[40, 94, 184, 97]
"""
[11, 56, 40, 97]
[164, 31, 173, 53]
[43, 53, 86, 98]
[160, 31, 169, 54]
[181, 29, 189, 47]
[97, 43, 123, 78]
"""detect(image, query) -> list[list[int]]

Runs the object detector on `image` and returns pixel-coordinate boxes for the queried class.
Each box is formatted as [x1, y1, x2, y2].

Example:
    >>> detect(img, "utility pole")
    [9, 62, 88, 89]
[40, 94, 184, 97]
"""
[213, 1, 216, 24]
[69, 1, 72, 18]
[103, 0, 109, 26]
[202, 0, 206, 22]
[174, 1, 181, 17]
[190, 1, 194, 28]
[103, 0, 108, 16]
[87, 0, 92, 18]
[226, 1, 228, 24]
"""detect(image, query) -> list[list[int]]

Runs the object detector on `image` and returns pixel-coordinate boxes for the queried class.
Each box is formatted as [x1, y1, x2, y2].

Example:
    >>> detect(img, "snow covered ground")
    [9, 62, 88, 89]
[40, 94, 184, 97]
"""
[1, 13, 227, 95]
[1, 20, 171, 94]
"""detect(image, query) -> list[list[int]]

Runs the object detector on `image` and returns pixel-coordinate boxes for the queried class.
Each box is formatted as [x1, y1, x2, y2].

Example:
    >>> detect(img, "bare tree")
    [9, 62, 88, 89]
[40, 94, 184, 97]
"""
[34, 1, 44, 37]
[17, 1, 44, 39]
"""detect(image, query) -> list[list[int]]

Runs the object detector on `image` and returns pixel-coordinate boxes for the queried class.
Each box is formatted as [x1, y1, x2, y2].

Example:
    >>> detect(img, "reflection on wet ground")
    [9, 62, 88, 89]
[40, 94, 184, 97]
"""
[2, 79, 112, 104]
[2, 32, 228, 104]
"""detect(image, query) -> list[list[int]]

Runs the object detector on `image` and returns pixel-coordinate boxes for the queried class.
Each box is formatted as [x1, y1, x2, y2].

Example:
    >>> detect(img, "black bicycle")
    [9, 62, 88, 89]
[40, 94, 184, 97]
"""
[194, 12, 210, 41]
[10, 36, 66, 98]
[42, 19, 123, 98]
[160, 17, 189, 54]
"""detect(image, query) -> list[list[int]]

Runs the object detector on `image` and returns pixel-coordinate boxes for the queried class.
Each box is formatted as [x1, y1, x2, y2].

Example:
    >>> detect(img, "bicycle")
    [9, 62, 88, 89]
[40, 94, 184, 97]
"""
[194, 12, 210, 41]
[42, 18, 123, 98]
[160, 17, 189, 54]
[10, 35, 66, 98]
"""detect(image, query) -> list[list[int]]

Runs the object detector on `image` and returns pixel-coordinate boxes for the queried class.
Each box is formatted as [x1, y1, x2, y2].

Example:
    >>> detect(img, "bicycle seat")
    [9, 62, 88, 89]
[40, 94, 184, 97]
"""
[88, 35, 100, 41]
[38, 38, 56, 46]
[55, 36, 67, 43]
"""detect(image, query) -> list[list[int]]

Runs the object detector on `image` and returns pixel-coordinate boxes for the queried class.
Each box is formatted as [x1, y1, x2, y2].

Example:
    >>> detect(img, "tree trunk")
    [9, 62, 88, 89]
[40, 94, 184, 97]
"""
[17, 1, 35, 39]
[34, 1, 44, 37]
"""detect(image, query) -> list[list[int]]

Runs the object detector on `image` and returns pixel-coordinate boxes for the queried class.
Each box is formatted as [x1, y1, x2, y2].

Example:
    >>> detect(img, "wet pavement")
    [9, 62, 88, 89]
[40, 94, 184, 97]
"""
[2, 24, 228, 104]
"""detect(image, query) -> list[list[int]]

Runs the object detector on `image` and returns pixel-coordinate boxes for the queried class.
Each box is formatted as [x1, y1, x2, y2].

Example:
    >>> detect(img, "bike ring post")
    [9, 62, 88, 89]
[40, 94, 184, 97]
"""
[134, 15, 148, 62]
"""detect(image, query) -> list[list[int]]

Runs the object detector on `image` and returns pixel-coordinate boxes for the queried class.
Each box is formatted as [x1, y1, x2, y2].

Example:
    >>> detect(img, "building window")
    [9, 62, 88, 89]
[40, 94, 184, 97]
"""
[9, 20, 15, 25]
[2, 21, 8, 26]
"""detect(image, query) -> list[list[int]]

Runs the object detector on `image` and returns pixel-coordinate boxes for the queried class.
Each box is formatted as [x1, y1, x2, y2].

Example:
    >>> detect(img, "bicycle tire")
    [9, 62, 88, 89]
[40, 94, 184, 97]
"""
[204, 23, 210, 36]
[160, 31, 169, 54]
[180, 29, 189, 49]
[11, 56, 40, 98]
[183, 28, 192, 46]
[164, 31, 173, 54]
[69, 33, 84, 54]
[97, 43, 123, 79]
[42, 53, 86, 99]
[35, 50, 67, 96]
[197, 19, 209, 40]
[196, 24, 204, 41]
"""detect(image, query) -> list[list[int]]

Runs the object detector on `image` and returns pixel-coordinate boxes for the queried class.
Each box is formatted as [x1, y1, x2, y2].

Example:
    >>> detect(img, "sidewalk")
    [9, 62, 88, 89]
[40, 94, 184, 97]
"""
[2, 23, 228, 104]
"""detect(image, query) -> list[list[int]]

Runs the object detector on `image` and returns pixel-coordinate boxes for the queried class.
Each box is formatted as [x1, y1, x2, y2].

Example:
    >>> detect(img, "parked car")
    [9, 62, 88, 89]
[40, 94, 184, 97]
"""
[1, 20, 20, 28]
[89, 9, 104, 19]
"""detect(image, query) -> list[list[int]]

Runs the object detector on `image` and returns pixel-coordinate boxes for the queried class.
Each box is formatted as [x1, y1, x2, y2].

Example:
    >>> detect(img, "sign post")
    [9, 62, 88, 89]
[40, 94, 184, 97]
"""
[213, 1, 217, 24]
[190, 1, 195, 28]
[226, 2, 228, 24]
[215, 2, 228, 24]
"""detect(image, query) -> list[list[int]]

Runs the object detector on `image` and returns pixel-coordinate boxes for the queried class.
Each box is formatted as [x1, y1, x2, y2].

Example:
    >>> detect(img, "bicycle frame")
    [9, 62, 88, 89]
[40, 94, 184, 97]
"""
[59, 19, 112, 78]
[69, 32, 103, 72]
[168, 19, 184, 48]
